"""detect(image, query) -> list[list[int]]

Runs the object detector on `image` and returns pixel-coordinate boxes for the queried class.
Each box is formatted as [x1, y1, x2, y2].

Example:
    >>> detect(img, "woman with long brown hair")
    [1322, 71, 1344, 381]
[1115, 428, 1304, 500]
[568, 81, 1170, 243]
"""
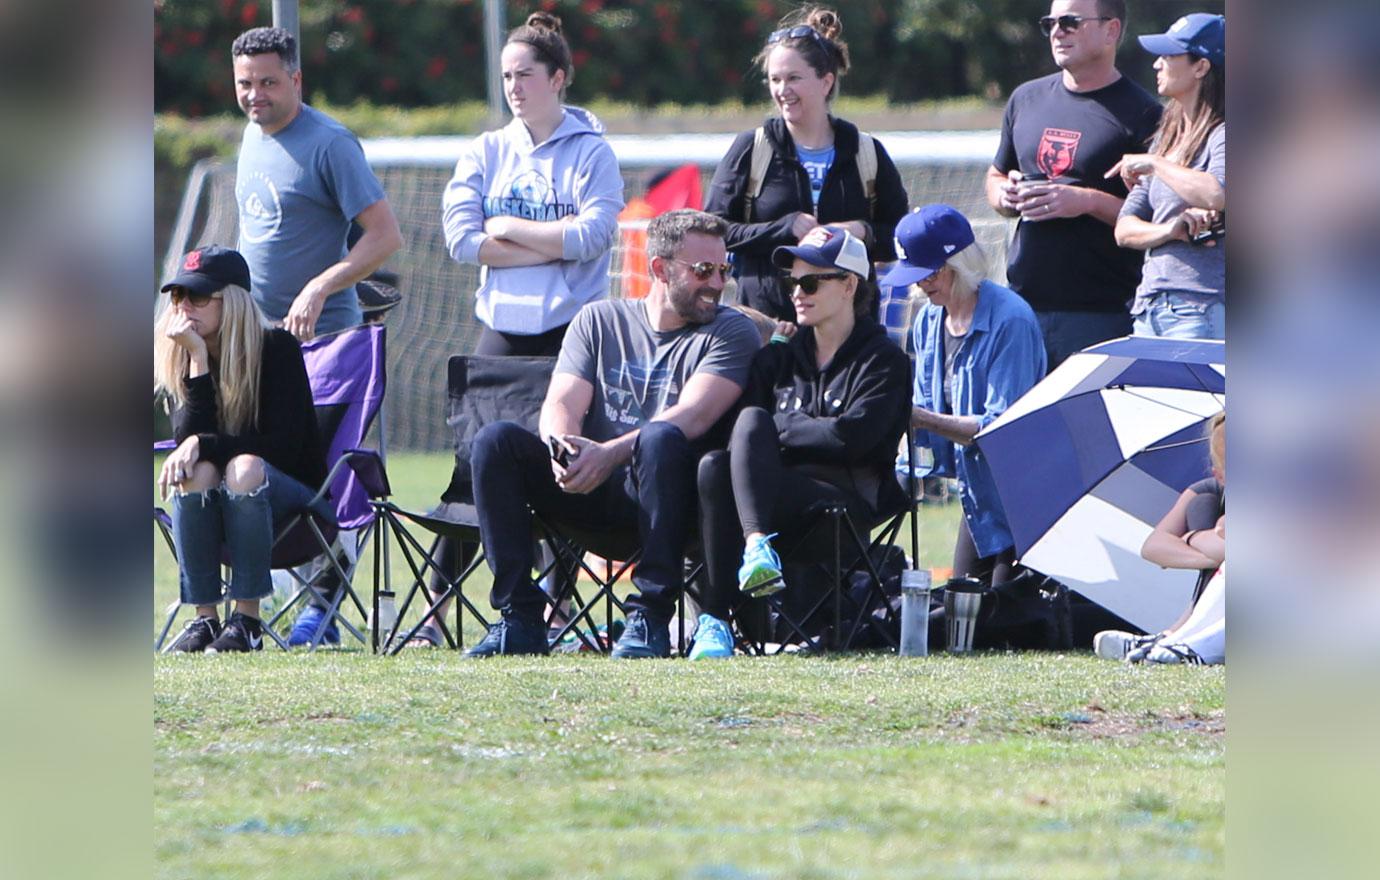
[1111, 13, 1227, 339]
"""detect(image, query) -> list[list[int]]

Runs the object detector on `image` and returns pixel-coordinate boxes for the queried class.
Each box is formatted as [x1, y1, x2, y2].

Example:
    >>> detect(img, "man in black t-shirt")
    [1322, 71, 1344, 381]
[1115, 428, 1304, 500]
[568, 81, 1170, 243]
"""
[986, 0, 1162, 368]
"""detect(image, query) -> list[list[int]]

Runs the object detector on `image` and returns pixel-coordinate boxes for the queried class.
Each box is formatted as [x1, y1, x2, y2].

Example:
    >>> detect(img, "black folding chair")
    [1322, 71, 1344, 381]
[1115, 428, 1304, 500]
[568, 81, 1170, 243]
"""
[373, 355, 662, 655]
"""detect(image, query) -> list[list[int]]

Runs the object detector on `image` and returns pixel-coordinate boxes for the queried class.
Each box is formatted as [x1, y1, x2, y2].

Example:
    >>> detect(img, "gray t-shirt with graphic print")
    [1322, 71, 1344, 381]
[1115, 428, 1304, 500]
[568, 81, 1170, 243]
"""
[555, 299, 760, 443]
[236, 104, 386, 333]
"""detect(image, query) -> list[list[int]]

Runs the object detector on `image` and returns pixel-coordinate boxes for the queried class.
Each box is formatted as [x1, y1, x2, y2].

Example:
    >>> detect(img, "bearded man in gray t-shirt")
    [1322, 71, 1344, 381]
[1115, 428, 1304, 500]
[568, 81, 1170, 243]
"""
[231, 27, 402, 339]
[466, 210, 761, 660]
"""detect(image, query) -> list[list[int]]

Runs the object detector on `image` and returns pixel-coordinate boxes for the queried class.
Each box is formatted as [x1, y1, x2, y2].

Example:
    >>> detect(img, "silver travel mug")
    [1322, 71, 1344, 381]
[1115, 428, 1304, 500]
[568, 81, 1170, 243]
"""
[898, 568, 932, 657]
[944, 577, 986, 653]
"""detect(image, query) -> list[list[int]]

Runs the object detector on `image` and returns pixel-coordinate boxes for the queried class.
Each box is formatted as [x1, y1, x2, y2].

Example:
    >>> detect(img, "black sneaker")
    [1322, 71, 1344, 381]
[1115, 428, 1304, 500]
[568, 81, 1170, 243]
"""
[205, 612, 265, 653]
[610, 609, 671, 659]
[166, 616, 221, 653]
[463, 613, 550, 658]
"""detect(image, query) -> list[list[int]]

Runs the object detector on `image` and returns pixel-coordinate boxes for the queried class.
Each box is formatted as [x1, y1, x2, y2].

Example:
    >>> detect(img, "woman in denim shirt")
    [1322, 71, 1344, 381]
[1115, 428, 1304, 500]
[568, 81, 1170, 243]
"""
[884, 206, 1046, 586]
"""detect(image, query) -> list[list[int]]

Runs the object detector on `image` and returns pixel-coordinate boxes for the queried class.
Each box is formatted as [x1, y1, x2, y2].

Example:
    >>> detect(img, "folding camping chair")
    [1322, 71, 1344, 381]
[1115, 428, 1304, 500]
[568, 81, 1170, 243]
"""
[728, 424, 923, 655]
[371, 355, 692, 655]
[153, 323, 389, 652]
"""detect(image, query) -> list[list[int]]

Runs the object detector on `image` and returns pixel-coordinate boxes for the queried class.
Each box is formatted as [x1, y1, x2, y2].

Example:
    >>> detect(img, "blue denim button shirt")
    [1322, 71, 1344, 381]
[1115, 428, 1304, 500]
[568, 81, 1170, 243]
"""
[911, 280, 1046, 557]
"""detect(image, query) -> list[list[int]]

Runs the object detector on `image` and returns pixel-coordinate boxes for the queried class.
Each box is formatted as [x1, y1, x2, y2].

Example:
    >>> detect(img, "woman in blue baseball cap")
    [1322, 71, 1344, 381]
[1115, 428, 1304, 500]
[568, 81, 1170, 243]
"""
[1108, 13, 1226, 339]
[155, 246, 327, 654]
[688, 226, 911, 658]
[884, 205, 1046, 589]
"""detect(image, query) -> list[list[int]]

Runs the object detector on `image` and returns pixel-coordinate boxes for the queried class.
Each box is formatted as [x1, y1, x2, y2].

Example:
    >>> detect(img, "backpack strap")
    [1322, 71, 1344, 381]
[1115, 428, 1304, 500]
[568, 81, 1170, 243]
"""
[744, 126, 772, 223]
[856, 131, 878, 221]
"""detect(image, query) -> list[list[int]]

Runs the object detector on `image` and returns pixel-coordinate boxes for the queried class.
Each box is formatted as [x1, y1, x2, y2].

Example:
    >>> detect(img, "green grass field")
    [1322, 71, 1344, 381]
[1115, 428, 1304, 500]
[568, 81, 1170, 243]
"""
[154, 453, 1225, 879]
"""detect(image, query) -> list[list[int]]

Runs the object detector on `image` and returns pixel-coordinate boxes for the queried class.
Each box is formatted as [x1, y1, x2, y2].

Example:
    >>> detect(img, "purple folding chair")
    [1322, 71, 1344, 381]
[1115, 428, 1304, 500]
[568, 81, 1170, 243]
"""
[153, 324, 391, 652]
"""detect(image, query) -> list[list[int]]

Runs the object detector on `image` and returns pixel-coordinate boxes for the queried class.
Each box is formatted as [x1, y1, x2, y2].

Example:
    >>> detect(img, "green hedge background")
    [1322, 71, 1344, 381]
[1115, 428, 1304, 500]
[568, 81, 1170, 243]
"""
[155, 0, 1224, 116]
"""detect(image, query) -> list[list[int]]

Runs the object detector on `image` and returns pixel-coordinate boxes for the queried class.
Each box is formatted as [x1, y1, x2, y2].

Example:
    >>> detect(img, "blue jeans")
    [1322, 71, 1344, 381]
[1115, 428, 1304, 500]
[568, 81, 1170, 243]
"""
[471, 420, 696, 622]
[171, 461, 325, 607]
[1035, 310, 1132, 370]
[1132, 291, 1225, 340]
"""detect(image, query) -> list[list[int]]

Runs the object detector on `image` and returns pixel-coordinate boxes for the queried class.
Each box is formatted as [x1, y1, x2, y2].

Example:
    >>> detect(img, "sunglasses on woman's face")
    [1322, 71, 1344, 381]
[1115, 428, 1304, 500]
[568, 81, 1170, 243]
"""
[787, 272, 850, 294]
[168, 288, 222, 308]
[669, 258, 732, 282]
[1038, 14, 1112, 37]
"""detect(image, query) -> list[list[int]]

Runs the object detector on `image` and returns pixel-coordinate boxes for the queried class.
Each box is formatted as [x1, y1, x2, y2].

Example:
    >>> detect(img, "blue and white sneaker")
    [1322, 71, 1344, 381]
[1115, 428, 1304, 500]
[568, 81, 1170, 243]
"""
[688, 613, 734, 660]
[738, 533, 784, 597]
[288, 604, 340, 647]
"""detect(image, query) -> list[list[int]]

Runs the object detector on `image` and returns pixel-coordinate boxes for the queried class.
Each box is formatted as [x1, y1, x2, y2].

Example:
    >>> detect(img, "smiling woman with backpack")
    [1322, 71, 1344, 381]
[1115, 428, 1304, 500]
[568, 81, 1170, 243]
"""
[706, 5, 908, 323]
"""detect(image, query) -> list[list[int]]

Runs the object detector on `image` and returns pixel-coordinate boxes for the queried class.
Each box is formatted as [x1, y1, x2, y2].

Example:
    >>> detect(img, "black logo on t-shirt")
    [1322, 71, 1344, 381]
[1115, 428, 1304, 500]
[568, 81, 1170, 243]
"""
[1037, 128, 1082, 179]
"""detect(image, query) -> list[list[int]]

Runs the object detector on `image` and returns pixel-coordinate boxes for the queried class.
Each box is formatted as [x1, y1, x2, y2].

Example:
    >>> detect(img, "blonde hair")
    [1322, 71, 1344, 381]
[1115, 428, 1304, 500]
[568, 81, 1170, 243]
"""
[1208, 411, 1225, 475]
[154, 284, 268, 435]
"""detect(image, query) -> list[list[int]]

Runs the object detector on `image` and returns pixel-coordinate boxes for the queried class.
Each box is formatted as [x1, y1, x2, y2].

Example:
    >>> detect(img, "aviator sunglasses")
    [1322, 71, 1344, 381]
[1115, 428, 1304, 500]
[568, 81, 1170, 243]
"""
[786, 272, 850, 294]
[168, 288, 223, 308]
[1038, 14, 1112, 37]
[669, 258, 732, 282]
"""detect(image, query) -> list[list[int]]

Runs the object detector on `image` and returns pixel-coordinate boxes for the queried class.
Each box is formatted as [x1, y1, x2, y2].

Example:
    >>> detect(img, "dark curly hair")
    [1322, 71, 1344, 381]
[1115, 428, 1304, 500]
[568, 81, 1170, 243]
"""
[231, 26, 298, 72]
[506, 12, 574, 96]
[753, 5, 851, 100]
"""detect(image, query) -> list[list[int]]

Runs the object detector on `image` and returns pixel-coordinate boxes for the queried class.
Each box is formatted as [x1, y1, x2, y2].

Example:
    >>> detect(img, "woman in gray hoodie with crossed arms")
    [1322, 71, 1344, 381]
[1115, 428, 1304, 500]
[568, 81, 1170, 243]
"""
[442, 11, 625, 357]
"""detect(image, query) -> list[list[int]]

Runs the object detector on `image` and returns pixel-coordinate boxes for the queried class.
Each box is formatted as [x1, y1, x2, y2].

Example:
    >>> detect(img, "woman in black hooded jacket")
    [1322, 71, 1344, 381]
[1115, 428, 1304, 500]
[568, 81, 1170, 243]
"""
[689, 227, 910, 659]
[705, 6, 907, 322]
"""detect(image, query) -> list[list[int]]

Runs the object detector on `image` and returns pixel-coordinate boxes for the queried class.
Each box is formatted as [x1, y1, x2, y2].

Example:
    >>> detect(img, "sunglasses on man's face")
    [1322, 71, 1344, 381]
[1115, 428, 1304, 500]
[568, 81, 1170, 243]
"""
[1038, 14, 1112, 37]
[669, 258, 732, 282]
[787, 272, 850, 294]
[168, 289, 222, 308]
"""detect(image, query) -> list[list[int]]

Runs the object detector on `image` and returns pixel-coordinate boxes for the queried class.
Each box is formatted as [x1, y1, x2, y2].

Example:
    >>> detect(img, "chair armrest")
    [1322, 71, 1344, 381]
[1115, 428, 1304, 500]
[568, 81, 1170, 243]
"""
[343, 448, 392, 499]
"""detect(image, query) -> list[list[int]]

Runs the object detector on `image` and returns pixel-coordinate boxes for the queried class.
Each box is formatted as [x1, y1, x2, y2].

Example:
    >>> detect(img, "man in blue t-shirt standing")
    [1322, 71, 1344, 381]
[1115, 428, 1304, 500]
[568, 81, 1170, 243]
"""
[985, 0, 1161, 368]
[231, 27, 402, 340]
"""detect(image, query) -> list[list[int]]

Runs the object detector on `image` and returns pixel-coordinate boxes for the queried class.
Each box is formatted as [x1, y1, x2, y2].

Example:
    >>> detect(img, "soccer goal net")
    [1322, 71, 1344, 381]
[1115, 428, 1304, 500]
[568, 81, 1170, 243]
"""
[162, 130, 1010, 451]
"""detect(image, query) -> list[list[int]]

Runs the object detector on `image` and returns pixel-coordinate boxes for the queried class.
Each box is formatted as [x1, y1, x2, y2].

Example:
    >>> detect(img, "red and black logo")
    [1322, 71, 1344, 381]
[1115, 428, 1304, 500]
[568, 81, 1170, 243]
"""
[1037, 128, 1082, 179]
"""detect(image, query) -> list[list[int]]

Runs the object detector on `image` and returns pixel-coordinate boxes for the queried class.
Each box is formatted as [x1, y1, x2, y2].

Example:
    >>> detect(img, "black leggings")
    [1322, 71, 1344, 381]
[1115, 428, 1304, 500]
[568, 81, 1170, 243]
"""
[474, 323, 569, 357]
[696, 407, 871, 618]
[951, 514, 1016, 587]
[428, 322, 569, 599]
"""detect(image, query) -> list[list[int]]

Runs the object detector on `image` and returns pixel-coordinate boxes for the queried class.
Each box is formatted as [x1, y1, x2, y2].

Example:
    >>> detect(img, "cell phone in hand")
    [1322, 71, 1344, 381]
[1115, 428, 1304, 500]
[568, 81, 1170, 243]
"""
[548, 436, 571, 467]
[1192, 216, 1226, 244]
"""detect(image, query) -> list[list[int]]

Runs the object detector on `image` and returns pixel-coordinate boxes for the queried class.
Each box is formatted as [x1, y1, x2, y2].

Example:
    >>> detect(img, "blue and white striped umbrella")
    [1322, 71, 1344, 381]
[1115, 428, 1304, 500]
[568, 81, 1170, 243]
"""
[975, 337, 1225, 632]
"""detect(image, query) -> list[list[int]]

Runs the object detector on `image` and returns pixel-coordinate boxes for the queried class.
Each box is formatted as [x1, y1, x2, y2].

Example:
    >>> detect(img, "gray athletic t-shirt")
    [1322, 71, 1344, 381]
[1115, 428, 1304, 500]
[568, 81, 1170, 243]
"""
[1121, 124, 1226, 306]
[555, 299, 760, 443]
[236, 104, 386, 333]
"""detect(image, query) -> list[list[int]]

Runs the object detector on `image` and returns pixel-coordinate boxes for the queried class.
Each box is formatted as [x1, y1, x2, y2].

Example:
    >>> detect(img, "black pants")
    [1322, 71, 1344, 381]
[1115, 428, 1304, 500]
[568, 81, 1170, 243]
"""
[474, 323, 569, 357]
[951, 514, 1016, 587]
[696, 407, 871, 618]
[428, 322, 569, 597]
[473, 420, 696, 622]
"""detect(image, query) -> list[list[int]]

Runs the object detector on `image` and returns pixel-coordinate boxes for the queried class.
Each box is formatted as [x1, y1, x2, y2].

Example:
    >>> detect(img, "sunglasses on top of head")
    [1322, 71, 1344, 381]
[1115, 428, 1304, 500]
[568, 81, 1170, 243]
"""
[1038, 14, 1112, 37]
[767, 25, 828, 51]
[786, 272, 850, 294]
[168, 289, 222, 308]
[669, 258, 732, 282]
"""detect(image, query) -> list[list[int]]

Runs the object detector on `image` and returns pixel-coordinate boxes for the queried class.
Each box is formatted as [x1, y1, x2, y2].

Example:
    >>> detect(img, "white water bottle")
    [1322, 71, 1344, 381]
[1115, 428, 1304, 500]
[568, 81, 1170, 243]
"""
[898, 569, 932, 657]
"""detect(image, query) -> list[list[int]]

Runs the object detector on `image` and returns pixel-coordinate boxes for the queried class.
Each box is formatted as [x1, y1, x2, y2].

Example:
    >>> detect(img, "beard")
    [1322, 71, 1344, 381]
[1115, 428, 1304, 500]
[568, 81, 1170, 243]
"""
[669, 282, 719, 324]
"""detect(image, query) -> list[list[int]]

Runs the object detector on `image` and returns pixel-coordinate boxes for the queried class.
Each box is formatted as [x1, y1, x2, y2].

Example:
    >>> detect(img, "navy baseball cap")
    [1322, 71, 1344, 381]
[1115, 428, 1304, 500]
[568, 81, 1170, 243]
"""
[1138, 14, 1225, 67]
[161, 245, 252, 295]
[880, 205, 975, 288]
[771, 226, 871, 278]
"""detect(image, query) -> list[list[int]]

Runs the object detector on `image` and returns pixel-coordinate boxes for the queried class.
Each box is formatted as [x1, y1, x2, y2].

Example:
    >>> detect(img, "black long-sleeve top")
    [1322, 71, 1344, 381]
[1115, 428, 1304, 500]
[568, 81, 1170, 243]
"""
[171, 328, 326, 490]
[705, 116, 909, 321]
[743, 319, 910, 517]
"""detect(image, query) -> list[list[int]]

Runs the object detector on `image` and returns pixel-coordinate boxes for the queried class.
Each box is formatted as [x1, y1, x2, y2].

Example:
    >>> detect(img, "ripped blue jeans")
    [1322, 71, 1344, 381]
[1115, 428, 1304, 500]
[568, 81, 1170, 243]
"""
[170, 462, 322, 607]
